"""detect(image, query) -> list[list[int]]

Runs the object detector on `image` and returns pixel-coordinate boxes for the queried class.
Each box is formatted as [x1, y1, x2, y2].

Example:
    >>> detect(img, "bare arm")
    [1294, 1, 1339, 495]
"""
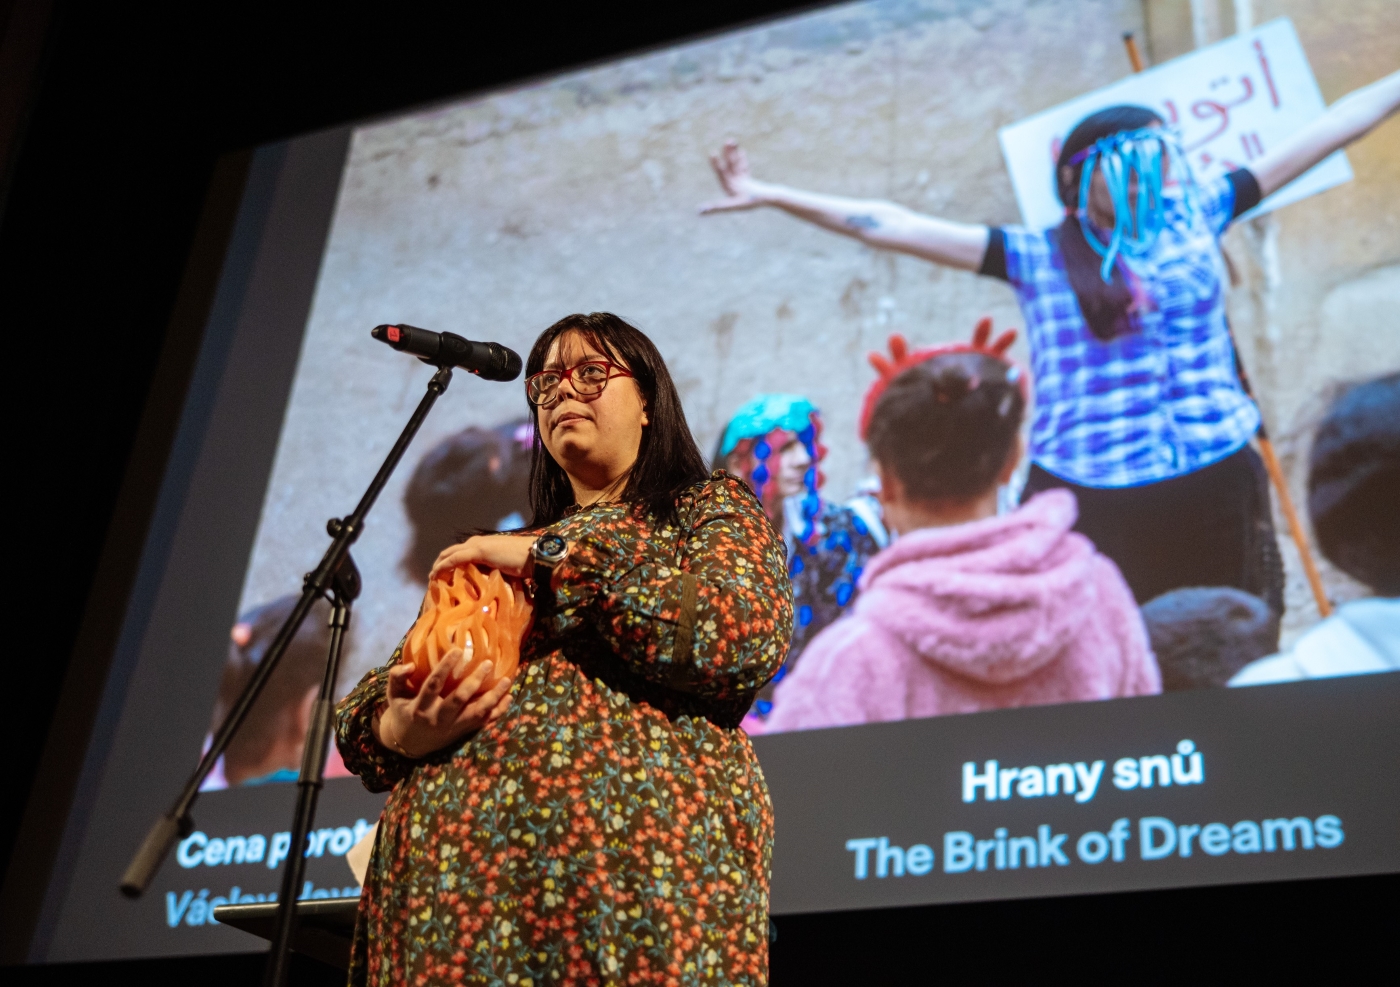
[1251, 70, 1400, 198]
[700, 141, 991, 271]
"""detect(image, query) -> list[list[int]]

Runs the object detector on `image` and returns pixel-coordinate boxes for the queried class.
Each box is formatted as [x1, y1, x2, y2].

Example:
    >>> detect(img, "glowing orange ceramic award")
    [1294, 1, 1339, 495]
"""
[404, 564, 532, 692]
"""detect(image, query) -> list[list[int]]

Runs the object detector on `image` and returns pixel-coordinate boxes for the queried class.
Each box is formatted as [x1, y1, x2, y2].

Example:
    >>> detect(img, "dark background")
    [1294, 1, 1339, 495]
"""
[0, 1, 1392, 982]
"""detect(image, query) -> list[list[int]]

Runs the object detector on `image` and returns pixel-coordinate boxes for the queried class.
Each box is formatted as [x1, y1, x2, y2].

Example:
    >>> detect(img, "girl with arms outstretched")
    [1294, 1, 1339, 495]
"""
[702, 71, 1400, 606]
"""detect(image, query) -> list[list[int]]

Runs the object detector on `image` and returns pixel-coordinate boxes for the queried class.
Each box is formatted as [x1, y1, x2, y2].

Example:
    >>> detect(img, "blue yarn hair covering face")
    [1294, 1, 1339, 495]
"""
[1076, 127, 1198, 282]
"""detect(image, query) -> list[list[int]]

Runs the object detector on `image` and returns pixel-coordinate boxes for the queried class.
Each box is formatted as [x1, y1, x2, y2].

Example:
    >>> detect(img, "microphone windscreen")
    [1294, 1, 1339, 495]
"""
[497, 346, 523, 382]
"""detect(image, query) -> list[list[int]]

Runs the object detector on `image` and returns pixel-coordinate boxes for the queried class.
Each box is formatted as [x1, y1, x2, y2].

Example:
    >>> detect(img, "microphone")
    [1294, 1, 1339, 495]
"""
[371, 324, 522, 381]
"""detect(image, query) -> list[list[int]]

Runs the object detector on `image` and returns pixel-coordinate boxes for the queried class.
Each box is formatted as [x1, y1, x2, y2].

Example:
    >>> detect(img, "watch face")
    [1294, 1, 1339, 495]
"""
[535, 534, 568, 561]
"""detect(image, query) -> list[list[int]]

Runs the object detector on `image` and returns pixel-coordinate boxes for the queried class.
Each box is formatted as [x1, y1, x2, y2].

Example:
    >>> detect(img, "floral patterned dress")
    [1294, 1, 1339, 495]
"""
[335, 471, 792, 986]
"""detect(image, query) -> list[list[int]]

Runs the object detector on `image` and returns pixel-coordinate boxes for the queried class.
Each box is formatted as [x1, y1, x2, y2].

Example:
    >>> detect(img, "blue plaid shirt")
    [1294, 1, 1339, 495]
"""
[997, 174, 1259, 489]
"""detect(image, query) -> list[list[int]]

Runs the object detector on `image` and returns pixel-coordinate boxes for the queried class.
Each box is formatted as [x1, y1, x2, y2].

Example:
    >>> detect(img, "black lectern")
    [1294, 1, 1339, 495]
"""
[214, 897, 359, 970]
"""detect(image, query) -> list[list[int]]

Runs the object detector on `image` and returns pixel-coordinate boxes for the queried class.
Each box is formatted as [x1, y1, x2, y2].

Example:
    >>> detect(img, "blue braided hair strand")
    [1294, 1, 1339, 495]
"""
[1071, 126, 1200, 282]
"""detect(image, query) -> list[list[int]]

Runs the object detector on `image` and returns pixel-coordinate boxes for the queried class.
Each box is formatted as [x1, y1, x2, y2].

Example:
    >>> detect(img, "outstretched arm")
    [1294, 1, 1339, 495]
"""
[700, 140, 991, 271]
[1251, 70, 1400, 198]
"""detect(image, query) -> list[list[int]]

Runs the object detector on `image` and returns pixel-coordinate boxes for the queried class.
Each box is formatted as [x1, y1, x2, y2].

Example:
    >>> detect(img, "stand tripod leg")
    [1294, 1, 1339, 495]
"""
[264, 555, 359, 987]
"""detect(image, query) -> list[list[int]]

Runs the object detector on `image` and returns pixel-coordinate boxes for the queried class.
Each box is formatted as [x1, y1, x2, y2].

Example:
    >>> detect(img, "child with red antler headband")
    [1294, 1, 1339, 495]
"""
[858, 317, 1023, 441]
[765, 319, 1159, 732]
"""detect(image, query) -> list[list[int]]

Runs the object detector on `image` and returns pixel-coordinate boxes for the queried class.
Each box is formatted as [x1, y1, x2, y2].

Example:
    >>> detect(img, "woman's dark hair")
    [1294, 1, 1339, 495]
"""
[866, 351, 1025, 502]
[1307, 372, 1400, 595]
[525, 312, 709, 525]
[400, 421, 532, 583]
[1054, 104, 1164, 342]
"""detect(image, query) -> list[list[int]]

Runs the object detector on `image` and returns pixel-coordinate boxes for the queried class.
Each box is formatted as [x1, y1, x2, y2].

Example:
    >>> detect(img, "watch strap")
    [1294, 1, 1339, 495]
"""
[529, 534, 567, 611]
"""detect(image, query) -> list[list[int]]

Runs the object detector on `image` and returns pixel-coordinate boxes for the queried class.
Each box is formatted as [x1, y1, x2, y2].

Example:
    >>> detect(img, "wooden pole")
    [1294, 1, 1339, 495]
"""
[1122, 31, 1146, 73]
[1118, 31, 1333, 617]
[1256, 434, 1332, 616]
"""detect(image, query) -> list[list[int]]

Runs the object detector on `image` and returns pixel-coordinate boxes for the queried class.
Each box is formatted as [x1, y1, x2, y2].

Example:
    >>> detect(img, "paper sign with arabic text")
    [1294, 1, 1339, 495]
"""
[998, 18, 1352, 231]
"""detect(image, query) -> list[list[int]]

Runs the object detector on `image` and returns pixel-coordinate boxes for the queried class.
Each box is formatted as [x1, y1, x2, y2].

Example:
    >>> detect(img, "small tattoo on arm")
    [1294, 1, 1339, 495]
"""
[845, 214, 880, 230]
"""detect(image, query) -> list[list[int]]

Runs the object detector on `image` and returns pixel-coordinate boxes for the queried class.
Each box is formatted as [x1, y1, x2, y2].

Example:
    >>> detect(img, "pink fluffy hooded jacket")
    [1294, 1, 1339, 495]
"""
[765, 489, 1159, 732]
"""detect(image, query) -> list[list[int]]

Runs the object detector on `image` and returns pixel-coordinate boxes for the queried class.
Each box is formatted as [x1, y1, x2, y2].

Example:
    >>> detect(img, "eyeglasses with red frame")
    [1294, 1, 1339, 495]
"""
[526, 360, 634, 407]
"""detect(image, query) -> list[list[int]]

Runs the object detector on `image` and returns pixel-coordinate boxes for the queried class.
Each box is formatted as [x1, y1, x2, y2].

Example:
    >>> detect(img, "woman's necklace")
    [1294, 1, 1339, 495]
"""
[574, 471, 631, 510]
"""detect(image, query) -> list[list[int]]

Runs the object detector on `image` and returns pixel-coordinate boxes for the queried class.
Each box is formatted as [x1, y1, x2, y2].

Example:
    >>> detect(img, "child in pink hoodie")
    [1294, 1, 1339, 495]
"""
[766, 334, 1159, 732]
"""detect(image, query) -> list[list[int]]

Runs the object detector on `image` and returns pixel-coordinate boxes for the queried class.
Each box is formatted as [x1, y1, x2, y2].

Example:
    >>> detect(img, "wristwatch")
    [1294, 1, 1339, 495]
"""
[528, 533, 569, 595]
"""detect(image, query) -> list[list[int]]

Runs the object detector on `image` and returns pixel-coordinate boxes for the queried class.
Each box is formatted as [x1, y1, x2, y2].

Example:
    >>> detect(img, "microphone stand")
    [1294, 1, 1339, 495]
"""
[121, 362, 458, 987]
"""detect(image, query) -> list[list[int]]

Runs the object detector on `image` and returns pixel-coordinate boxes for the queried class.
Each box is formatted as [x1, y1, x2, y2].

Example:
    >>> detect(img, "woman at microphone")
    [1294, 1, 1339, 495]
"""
[336, 312, 792, 986]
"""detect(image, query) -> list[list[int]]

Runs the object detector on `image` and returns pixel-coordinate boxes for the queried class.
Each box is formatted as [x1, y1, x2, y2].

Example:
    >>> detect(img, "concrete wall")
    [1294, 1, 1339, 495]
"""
[235, 0, 1396, 692]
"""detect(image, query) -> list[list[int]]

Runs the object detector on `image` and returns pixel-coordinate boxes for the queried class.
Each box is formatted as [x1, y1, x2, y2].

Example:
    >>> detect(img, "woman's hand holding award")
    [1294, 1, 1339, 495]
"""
[375, 564, 532, 758]
[407, 564, 532, 689]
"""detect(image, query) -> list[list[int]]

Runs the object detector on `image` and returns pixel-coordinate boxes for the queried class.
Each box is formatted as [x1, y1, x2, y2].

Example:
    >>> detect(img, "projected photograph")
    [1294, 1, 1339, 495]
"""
[219, 0, 1398, 782]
